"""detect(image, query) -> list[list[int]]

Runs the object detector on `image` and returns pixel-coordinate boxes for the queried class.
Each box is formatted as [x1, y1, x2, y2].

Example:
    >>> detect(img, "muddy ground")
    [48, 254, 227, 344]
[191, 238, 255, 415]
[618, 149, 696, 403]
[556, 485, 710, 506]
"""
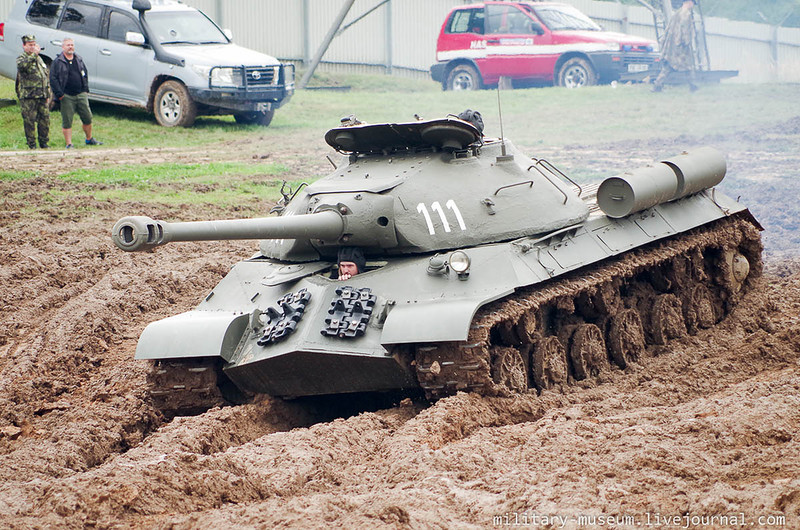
[0, 117, 799, 529]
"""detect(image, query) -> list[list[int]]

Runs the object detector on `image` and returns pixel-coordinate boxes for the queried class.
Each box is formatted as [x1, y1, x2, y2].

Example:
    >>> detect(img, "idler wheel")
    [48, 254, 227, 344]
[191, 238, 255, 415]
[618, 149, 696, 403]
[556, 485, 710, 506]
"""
[569, 324, 609, 380]
[491, 346, 528, 393]
[732, 253, 751, 283]
[533, 336, 568, 390]
[725, 250, 751, 292]
[683, 284, 717, 333]
[608, 309, 646, 368]
[649, 293, 687, 345]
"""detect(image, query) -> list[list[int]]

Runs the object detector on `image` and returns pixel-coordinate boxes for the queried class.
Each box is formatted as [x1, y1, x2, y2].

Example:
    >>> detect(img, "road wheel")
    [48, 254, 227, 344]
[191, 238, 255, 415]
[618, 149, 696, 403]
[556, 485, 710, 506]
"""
[491, 346, 528, 393]
[154, 80, 197, 127]
[532, 336, 568, 390]
[234, 109, 275, 127]
[557, 57, 597, 88]
[683, 284, 717, 334]
[607, 309, 645, 368]
[569, 324, 609, 380]
[648, 293, 687, 345]
[446, 64, 482, 91]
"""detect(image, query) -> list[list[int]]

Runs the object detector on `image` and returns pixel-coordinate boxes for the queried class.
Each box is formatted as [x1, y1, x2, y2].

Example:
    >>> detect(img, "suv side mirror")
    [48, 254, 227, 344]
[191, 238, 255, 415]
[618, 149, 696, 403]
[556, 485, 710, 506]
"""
[132, 0, 151, 12]
[530, 22, 544, 35]
[126, 31, 146, 46]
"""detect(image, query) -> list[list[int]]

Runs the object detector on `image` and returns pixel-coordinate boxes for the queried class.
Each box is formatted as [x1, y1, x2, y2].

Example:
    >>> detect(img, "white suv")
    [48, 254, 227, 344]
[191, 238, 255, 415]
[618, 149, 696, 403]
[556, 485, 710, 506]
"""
[0, 0, 294, 126]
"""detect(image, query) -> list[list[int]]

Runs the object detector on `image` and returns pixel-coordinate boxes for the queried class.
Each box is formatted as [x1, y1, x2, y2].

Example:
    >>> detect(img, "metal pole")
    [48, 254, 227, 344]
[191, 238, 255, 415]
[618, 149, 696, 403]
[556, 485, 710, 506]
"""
[299, 0, 356, 88]
[215, 0, 223, 29]
[661, 0, 672, 22]
[695, 1, 711, 70]
[772, 12, 793, 80]
[385, 0, 393, 74]
[621, 2, 630, 34]
[303, 0, 311, 65]
[337, 0, 391, 35]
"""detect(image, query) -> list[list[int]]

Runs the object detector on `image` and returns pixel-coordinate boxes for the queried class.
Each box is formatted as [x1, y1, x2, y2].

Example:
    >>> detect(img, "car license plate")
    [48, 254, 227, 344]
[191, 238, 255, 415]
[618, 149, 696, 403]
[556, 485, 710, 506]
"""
[628, 64, 649, 73]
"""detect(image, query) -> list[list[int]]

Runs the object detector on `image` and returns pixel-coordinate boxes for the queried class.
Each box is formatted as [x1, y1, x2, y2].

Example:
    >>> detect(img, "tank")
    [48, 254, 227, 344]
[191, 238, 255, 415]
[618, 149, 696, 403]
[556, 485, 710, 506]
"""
[112, 114, 762, 414]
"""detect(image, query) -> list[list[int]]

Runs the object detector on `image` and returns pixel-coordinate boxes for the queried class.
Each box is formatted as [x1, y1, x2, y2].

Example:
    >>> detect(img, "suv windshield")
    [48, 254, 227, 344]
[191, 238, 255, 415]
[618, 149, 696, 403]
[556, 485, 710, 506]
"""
[147, 11, 228, 45]
[26, 0, 63, 27]
[531, 5, 601, 31]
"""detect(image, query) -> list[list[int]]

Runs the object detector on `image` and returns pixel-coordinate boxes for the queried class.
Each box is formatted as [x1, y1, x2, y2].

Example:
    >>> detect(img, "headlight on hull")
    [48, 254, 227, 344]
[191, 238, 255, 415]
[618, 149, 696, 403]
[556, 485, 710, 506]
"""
[449, 250, 471, 279]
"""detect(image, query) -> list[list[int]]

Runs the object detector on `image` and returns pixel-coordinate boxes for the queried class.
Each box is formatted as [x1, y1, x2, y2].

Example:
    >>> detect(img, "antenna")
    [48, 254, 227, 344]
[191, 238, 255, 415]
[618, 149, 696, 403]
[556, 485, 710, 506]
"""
[496, 85, 514, 162]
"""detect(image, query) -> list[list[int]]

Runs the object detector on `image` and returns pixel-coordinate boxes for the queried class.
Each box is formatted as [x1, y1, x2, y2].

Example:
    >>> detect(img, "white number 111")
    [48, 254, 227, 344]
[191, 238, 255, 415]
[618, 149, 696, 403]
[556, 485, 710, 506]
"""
[416, 200, 467, 235]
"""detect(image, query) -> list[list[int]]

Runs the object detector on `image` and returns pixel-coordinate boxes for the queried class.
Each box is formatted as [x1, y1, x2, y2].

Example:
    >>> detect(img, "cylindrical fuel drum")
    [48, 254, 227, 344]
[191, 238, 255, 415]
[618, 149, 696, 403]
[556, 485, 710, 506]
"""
[596, 164, 678, 218]
[597, 147, 726, 218]
[661, 146, 727, 200]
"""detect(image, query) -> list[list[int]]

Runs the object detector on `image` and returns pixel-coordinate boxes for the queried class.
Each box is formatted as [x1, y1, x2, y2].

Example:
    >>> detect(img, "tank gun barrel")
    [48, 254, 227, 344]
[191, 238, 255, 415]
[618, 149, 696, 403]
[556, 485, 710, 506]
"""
[112, 211, 344, 252]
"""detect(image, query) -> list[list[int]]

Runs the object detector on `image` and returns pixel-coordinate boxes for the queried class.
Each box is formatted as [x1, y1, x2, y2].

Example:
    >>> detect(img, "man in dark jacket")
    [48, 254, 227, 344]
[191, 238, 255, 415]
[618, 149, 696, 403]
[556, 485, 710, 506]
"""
[50, 38, 102, 148]
[15, 34, 50, 149]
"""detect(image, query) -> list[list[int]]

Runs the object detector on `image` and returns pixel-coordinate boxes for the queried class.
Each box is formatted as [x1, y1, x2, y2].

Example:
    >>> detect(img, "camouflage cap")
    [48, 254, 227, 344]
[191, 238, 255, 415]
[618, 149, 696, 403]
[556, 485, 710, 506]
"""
[21, 34, 36, 44]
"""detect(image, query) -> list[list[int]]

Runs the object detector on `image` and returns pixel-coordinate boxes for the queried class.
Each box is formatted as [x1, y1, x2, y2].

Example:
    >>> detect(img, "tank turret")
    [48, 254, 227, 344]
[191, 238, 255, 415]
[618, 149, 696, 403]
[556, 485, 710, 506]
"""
[112, 116, 591, 262]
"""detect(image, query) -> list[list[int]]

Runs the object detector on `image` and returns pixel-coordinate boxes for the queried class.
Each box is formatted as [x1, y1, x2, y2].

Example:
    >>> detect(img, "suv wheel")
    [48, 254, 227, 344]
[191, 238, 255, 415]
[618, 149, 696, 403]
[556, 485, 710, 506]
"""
[446, 64, 482, 91]
[154, 80, 197, 127]
[233, 110, 275, 127]
[557, 57, 597, 88]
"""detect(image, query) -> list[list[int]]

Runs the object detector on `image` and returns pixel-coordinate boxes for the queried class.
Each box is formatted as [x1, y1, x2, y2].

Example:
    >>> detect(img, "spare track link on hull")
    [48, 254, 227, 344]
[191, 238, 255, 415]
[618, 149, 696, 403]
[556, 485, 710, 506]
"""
[147, 358, 226, 416]
[414, 215, 762, 400]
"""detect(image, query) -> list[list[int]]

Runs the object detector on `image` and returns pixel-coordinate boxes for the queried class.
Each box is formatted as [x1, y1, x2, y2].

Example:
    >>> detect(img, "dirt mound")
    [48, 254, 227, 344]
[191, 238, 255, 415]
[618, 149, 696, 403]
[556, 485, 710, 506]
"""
[1, 140, 798, 527]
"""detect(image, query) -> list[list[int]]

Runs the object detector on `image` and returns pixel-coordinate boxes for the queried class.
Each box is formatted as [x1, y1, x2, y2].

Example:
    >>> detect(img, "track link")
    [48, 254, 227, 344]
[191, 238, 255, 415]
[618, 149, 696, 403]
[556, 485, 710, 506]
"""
[415, 215, 762, 399]
[147, 358, 226, 416]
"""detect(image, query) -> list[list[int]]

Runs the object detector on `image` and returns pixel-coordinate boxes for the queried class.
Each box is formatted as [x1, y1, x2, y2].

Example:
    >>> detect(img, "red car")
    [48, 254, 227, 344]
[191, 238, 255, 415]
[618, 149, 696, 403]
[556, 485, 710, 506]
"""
[431, 1, 660, 90]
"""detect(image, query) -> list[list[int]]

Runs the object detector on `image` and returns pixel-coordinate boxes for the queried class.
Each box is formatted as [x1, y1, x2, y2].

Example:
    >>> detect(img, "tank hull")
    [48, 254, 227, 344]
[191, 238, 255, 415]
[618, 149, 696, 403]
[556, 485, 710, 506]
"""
[135, 185, 760, 401]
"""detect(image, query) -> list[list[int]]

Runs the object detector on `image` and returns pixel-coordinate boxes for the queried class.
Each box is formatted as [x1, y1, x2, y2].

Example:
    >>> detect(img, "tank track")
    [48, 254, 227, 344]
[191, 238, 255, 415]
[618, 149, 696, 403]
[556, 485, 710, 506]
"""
[414, 214, 762, 399]
[146, 358, 226, 417]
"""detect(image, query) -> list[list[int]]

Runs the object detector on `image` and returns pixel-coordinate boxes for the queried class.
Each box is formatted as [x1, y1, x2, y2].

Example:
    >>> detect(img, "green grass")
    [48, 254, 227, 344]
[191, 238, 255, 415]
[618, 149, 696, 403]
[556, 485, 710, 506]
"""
[57, 161, 298, 205]
[59, 161, 284, 184]
[0, 169, 40, 180]
[0, 159, 302, 211]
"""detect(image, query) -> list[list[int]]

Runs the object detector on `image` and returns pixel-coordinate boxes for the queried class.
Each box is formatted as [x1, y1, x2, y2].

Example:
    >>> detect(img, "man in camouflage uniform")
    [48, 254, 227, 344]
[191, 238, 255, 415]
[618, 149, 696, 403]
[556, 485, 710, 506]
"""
[652, 0, 698, 92]
[16, 35, 51, 149]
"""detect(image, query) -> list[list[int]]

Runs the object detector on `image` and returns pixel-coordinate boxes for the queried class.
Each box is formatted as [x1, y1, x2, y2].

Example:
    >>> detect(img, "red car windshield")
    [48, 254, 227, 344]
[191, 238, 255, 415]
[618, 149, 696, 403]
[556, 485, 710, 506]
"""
[523, 4, 602, 31]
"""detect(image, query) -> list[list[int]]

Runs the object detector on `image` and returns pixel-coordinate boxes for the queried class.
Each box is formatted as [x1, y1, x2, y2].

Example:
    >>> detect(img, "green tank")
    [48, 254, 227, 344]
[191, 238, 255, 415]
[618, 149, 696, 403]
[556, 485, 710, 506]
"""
[112, 114, 762, 413]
